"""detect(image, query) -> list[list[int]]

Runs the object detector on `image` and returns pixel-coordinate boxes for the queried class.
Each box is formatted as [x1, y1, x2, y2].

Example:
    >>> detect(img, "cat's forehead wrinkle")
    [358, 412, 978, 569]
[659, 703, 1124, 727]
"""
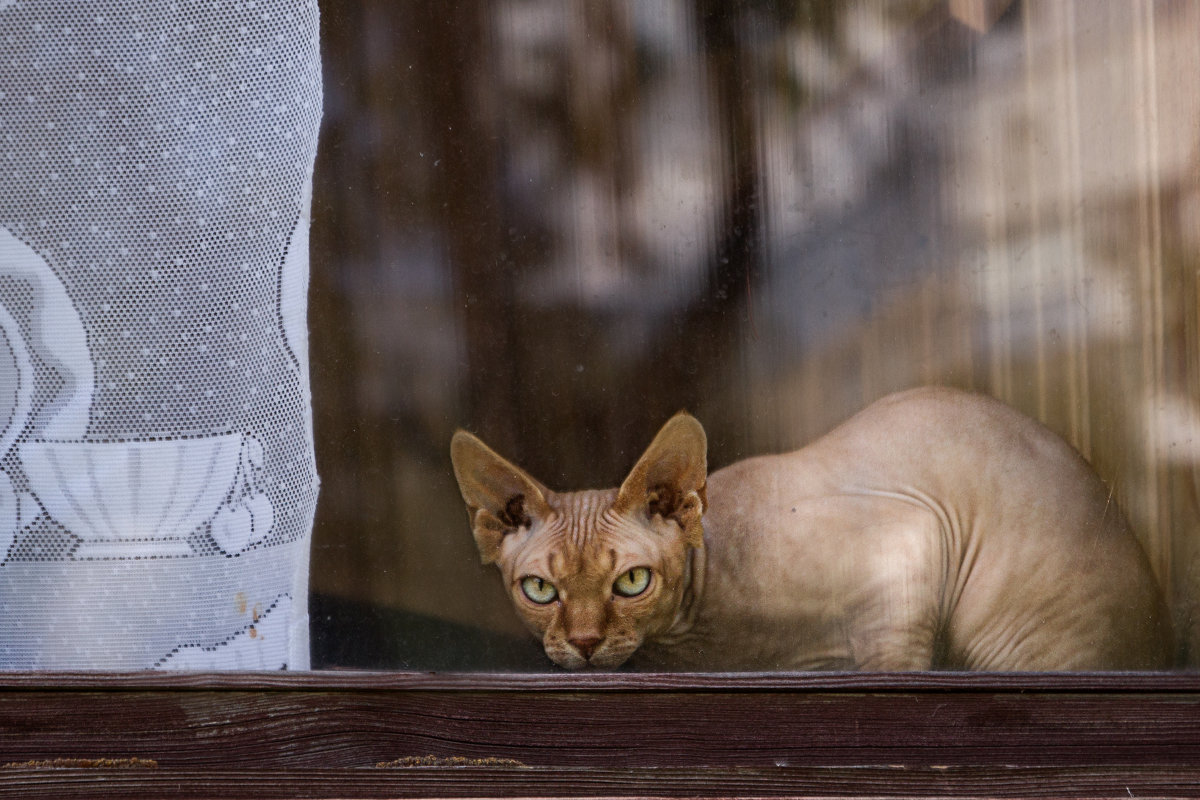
[550, 488, 620, 549]
[511, 489, 667, 582]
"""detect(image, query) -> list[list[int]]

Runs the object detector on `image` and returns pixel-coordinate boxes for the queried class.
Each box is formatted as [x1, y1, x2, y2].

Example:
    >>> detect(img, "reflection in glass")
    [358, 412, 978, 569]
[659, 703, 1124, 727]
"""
[309, 1, 1200, 671]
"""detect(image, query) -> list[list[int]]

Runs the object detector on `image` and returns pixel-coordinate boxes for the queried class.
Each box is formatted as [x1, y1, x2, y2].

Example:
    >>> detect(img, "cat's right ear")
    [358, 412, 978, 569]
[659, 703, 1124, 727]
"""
[450, 431, 552, 564]
[615, 412, 708, 548]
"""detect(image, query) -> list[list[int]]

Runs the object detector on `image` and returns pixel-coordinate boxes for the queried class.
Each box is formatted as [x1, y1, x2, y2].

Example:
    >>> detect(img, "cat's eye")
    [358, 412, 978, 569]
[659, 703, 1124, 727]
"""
[613, 567, 652, 598]
[520, 575, 558, 604]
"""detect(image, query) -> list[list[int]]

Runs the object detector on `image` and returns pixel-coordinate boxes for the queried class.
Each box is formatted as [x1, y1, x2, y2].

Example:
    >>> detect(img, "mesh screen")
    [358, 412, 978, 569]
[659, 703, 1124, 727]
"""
[0, 0, 322, 668]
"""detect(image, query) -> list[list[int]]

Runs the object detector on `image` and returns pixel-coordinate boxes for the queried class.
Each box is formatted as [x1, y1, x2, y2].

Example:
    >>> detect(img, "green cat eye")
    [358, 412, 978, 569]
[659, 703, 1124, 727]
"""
[613, 567, 652, 597]
[520, 576, 558, 604]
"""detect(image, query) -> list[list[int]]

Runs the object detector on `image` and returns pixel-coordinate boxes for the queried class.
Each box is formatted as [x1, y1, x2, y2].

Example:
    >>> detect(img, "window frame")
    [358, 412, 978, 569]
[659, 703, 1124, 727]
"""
[2, 671, 1199, 798]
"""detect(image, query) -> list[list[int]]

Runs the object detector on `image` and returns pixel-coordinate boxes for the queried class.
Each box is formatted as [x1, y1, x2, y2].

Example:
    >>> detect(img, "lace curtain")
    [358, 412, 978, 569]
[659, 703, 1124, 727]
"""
[0, 0, 322, 668]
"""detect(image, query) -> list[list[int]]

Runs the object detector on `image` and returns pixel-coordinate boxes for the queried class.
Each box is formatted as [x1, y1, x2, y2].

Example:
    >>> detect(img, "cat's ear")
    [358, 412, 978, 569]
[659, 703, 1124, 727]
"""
[615, 412, 708, 547]
[450, 431, 552, 565]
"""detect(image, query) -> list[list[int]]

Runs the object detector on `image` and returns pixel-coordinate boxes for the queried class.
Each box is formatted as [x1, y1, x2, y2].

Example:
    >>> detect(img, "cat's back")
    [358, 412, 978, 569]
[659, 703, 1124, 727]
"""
[706, 387, 1049, 508]
[729, 386, 1104, 506]
[702, 387, 1173, 670]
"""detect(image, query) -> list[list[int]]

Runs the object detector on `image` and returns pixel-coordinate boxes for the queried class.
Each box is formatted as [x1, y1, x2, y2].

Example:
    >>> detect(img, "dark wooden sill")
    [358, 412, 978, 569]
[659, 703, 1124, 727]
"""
[2, 671, 1200, 799]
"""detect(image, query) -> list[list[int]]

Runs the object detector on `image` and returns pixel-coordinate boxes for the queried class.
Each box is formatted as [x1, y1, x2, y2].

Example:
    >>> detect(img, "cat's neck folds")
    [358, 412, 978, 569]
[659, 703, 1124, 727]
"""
[659, 534, 706, 644]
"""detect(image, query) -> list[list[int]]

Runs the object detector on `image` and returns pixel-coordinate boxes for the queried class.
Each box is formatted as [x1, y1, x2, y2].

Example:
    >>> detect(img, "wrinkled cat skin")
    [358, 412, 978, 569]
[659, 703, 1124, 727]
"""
[450, 387, 1173, 671]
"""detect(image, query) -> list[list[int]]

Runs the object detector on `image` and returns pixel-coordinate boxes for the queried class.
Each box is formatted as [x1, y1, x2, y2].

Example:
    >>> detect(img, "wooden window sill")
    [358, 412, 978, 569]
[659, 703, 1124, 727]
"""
[1, 671, 1198, 798]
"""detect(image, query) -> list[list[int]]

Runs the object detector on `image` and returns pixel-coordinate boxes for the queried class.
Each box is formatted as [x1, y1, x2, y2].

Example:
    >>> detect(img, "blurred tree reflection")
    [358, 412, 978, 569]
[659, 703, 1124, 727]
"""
[309, 1, 1200, 669]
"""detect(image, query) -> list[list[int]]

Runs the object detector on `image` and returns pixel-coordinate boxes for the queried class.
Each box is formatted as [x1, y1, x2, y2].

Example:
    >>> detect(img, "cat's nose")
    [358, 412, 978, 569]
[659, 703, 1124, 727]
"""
[569, 634, 604, 660]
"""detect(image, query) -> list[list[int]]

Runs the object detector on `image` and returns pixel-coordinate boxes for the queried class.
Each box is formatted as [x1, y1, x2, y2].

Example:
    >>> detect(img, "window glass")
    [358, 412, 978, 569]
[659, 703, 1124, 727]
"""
[308, 1, 1200, 671]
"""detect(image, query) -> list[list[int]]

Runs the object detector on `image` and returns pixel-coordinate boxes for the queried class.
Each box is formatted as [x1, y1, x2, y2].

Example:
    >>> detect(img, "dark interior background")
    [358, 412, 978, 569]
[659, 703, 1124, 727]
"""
[305, 0, 1200, 670]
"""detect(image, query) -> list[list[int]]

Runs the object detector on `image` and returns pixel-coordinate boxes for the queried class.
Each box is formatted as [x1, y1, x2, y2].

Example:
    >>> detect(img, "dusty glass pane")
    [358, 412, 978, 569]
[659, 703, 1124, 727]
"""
[308, 1, 1200, 671]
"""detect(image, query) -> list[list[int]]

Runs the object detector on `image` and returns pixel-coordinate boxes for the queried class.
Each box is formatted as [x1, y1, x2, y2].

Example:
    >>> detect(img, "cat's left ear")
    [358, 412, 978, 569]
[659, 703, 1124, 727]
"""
[450, 431, 552, 565]
[616, 412, 707, 547]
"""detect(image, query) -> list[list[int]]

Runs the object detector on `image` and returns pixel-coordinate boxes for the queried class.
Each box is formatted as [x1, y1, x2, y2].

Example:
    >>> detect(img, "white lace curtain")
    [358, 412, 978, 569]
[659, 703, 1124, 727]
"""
[0, 0, 322, 668]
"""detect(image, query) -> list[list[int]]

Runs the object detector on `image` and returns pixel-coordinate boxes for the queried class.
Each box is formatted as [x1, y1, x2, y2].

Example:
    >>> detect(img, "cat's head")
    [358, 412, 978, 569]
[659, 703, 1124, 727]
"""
[450, 414, 708, 669]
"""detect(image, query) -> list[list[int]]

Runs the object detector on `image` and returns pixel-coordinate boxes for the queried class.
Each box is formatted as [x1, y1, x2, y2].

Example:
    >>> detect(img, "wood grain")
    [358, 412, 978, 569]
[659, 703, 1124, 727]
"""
[3, 765, 1200, 800]
[1, 672, 1200, 797]
[2, 669, 1198, 691]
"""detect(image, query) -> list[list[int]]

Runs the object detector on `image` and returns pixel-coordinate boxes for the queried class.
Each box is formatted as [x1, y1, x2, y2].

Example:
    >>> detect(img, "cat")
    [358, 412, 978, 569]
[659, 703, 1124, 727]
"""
[450, 387, 1173, 671]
